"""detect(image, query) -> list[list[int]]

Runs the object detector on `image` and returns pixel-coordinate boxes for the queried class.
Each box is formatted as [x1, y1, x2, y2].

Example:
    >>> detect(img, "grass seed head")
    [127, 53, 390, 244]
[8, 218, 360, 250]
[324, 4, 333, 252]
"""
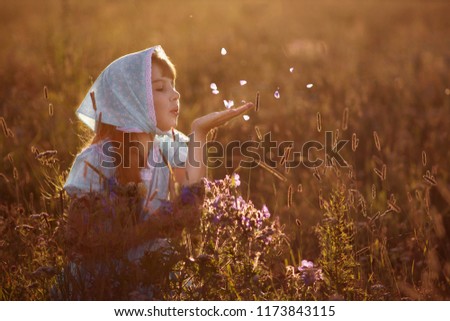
[317, 112, 322, 132]
[342, 108, 349, 130]
[373, 131, 381, 151]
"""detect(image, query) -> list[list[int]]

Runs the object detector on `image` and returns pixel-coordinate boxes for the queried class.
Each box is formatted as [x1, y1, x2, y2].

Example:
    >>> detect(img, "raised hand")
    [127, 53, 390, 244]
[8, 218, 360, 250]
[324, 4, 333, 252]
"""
[191, 102, 254, 136]
[183, 102, 254, 185]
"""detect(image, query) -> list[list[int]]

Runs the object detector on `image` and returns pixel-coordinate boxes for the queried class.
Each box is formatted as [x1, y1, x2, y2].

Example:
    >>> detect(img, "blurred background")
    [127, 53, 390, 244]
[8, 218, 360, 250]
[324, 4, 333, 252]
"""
[0, 0, 449, 299]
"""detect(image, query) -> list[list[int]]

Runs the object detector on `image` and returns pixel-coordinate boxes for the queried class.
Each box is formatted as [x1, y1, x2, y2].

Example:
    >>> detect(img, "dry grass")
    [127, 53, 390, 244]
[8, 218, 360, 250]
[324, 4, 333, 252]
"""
[0, 0, 449, 300]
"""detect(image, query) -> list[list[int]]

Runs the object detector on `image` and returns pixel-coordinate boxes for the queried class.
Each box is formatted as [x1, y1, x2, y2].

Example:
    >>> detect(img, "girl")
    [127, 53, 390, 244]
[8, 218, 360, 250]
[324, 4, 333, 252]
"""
[64, 45, 253, 218]
[60, 46, 253, 299]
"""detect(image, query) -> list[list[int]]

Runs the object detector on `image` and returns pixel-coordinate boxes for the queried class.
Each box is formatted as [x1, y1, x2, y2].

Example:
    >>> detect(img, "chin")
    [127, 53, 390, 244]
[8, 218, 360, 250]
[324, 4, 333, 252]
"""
[156, 124, 173, 132]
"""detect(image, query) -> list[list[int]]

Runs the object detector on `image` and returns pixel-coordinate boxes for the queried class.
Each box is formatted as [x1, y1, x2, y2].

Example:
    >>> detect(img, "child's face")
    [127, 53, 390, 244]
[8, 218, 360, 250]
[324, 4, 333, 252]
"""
[152, 63, 180, 132]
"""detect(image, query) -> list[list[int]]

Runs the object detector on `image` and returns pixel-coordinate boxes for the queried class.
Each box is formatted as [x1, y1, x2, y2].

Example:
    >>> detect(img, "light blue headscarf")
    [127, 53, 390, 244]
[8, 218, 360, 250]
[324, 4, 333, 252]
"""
[64, 45, 188, 218]
[77, 46, 165, 134]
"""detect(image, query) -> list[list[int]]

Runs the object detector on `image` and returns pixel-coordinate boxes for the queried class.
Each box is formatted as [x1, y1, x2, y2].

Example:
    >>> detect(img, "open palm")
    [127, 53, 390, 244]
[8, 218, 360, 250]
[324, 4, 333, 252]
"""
[191, 102, 254, 136]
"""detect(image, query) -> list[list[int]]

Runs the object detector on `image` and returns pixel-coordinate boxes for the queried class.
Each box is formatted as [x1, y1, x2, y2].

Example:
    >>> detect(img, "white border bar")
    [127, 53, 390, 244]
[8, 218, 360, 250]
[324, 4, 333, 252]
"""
[1, 301, 447, 321]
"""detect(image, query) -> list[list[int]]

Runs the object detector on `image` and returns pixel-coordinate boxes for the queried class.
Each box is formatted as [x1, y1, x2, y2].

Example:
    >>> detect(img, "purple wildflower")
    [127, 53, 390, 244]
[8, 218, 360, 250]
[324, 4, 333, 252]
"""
[299, 260, 314, 270]
[261, 205, 271, 219]
[241, 216, 250, 229]
[212, 196, 221, 208]
[180, 186, 196, 205]
[212, 210, 224, 224]
[159, 200, 174, 215]
[232, 173, 241, 187]
[263, 235, 272, 245]
[232, 196, 244, 211]
[107, 176, 118, 188]
[256, 217, 263, 228]
[297, 260, 323, 286]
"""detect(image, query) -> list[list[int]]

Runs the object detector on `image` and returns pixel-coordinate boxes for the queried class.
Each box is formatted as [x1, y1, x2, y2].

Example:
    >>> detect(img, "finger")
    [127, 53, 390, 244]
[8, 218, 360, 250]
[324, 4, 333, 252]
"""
[219, 102, 254, 122]
[233, 102, 254, 113]
[213, 104, 253, 127]
[212, 110, 241, 126]
[201, 102, 254, 130]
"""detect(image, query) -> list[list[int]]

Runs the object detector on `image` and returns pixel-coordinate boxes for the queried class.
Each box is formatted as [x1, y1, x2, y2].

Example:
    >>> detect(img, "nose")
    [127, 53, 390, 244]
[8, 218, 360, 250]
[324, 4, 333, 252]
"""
[171, 87, 180, 101]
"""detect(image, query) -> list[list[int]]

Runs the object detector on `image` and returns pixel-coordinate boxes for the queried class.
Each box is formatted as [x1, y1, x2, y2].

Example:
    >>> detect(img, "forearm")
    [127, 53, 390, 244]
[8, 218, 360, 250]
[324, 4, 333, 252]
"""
[183, 101, 253, 185]
[185, 130, 207, 185]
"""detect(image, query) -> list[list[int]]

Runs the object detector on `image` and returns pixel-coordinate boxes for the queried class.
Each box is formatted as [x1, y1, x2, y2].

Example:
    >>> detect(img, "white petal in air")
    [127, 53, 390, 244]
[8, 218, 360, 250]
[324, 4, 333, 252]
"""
[289, 67, 294, 73]
[212, 89, 220, 95]
[221, 48, 227, 55]
[239, 80, 247, 86]
[274, 90, 280, 99]
[223, 100, 234, 109]
[210, 83, 218, 90]
[306, 83, 314, 89]
[243, 115, 250, 121]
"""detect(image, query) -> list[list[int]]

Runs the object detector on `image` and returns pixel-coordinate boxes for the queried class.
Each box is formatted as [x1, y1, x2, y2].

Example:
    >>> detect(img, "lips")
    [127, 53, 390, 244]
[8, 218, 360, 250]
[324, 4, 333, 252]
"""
[170, 106, 179, 116]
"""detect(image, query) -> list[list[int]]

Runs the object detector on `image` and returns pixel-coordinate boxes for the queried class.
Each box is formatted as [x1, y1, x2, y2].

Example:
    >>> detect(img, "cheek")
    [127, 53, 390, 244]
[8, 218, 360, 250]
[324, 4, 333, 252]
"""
[152, 95, 163, 113]
[152, 96, 169, 127]
[152, 96, 161, 120]
[153, 92, 167, 106]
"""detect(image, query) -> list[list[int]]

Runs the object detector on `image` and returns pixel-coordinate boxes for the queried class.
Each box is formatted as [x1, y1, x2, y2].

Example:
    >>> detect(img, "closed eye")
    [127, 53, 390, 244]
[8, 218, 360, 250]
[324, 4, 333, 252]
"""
[153, 78, 175, 91]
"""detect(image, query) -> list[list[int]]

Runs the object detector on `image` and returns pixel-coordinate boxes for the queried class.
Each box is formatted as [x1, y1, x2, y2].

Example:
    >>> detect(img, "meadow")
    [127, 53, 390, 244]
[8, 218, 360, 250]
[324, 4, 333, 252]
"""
[0, 0, 449, 300]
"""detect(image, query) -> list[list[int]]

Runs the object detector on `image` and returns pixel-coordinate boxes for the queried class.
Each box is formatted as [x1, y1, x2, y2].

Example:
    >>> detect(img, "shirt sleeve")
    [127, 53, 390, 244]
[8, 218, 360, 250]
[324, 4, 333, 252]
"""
[63, 144, 115, 197]
[157, 129, 189, 168]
